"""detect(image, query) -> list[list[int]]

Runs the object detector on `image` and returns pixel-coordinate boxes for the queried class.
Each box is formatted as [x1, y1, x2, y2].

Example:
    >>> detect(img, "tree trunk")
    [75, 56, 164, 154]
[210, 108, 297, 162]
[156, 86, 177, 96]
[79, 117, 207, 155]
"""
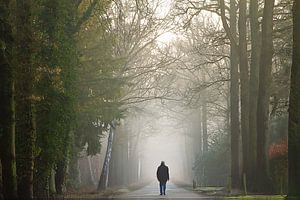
[129, 155, 139, 183]
[122, 125, 129, 186]
[108, 127, 120, 187]
[67, 148, 81, 190]
[0, 161, 3, 198]
[202, 92, 208, 153]
[229, 0, 241, 190]
[185, 130, 193, 181]
[71, 158, 81, 188]
[287, 0, 300, 197]
[87, 156, 95, 186]
[127, 120, 142, 184]
[198, 109, 203, 157]
[248, 0, 260, 189]
[109, 122, 129, 186]
[98, 125, 115, 191]
[0, 0, 18, 198]
[193, 109, 203, 184]
[256, 0, 275, 192]
[201, 87, 208, 186]
[238, 0, 250, 183]
[128, 130, 139, 185]
[34, 160, 51, 198]
[15, 0, 36, 198]
[108, 124, 128, 187]
[55, 161, 67, 194]
[138, 157, 141, 181]
[55, 130, 71, 194]
[49, 169, 56, 195]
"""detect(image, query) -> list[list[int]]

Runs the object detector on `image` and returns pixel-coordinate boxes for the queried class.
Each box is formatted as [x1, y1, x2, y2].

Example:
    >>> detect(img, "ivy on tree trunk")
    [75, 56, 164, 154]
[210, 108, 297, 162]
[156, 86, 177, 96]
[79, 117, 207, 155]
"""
[0, 0, 18, 198]
[15, 0, 36, 198]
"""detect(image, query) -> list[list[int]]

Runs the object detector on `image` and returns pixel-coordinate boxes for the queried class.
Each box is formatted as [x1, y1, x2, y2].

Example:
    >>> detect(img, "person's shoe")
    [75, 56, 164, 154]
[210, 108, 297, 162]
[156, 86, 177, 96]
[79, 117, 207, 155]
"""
[163, 193, 166, 195]
[160, 193, 162, 195]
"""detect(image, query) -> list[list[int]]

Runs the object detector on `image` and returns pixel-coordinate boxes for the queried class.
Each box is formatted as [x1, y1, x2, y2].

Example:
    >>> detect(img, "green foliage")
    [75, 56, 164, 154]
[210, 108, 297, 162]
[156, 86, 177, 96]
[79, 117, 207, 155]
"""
[268, 116, 288, 194]
[269, 156, 288, 194]
[270, 116, 288, 142]
[268, 106, 288, 194]
[75, 4, 126, 155]
[194, 133, 230, 186]
[32, 0, 79, 194]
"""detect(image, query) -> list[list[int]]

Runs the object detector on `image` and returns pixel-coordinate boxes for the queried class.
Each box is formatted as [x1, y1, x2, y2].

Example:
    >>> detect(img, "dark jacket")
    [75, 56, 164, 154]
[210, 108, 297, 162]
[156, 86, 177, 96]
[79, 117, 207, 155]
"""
[156, 164, 169, 183]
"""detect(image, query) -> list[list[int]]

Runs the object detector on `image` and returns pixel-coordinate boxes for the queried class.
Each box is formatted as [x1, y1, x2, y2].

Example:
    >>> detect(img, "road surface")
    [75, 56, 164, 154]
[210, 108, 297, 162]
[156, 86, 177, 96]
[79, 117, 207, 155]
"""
[114, 182, 222, 199]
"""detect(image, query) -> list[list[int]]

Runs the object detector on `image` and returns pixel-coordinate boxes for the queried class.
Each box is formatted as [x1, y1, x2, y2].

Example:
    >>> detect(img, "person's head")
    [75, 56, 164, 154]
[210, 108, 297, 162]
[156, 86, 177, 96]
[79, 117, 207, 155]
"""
[161, 161, 165, 166]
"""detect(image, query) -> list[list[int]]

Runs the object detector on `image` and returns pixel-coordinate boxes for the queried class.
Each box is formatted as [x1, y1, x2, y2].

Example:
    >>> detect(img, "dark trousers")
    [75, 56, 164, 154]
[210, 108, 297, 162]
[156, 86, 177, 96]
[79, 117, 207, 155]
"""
[159, 182, 166, 195]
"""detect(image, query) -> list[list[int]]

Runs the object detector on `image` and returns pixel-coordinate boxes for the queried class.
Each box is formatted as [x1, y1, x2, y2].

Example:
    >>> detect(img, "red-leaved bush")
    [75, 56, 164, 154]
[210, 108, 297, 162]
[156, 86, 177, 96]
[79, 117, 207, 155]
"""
[268, 138, 288, 193]
[268, 138, 288, 160]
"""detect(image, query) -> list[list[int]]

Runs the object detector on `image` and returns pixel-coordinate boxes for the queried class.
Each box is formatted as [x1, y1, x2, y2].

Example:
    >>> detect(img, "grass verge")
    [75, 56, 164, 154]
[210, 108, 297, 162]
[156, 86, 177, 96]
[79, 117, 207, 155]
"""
[223, 195, 286, 200]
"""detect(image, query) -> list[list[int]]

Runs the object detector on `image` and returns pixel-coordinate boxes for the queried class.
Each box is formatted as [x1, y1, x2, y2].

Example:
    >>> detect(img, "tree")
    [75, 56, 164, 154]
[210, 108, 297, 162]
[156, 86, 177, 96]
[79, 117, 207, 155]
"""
[76, 1, 125, 190]
[248, 0, 260, 187]
[33, 0, 79, 196]
[238, 0, 250, 184]
[89, 0, 174, 189]
[15, 0, 36, 198]
[256, 0, 275, 191]
[0, 0, 18, 198]
[228, 0, 240, 189]
[98, 124, 115, 190]
[219, 0, 241, 189]
[108, 122, 129, 187]
[286, 0, 300, 198]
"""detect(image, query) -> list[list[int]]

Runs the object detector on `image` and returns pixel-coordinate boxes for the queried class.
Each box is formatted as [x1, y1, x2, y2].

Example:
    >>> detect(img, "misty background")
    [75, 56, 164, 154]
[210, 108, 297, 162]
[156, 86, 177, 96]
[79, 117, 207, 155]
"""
[1, 0, 298, 199]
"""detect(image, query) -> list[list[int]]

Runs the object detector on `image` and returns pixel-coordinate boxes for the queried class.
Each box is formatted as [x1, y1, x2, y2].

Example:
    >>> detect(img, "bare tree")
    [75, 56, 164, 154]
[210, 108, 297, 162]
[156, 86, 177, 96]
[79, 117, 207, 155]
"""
[256, 0, 275, 191]
[228, 0, 240, 190]
[248, 0, 260, 188]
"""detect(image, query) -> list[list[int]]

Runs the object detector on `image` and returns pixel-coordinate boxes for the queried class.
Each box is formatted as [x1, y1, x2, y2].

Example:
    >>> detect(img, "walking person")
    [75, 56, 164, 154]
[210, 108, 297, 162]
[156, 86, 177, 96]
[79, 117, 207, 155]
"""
[156, 161, 169, 195]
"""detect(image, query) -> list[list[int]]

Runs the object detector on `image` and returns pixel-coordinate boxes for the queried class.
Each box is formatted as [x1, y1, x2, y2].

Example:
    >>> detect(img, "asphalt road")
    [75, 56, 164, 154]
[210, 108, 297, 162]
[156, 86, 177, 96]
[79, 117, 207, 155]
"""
[114, 182, 223, 199]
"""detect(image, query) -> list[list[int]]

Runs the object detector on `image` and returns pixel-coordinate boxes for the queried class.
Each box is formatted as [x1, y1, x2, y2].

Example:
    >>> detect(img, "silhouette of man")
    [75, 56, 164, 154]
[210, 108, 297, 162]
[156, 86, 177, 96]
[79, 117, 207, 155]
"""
[156, 161, 169, 195]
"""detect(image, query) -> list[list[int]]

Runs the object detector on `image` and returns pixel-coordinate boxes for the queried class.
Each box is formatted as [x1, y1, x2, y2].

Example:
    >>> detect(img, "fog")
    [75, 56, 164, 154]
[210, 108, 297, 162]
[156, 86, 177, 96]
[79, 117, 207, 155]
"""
[71, 0, 235, 190]
[139, 116, 187, 181]
[1, 0, 294, 198]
